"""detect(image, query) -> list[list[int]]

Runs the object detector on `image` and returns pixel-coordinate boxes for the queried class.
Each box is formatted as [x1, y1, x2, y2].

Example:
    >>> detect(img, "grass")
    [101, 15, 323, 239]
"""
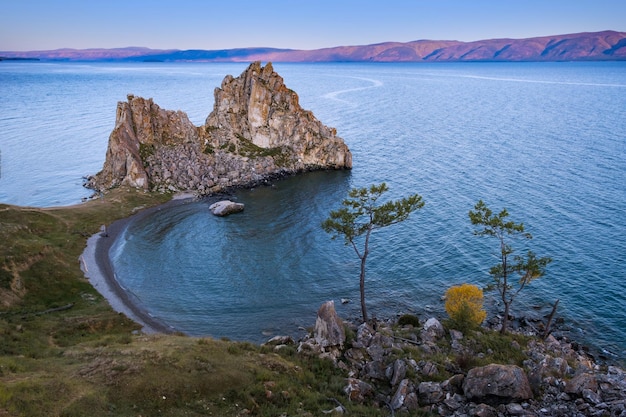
[0, 186, 542, 416]
[0, 188, 385, 417]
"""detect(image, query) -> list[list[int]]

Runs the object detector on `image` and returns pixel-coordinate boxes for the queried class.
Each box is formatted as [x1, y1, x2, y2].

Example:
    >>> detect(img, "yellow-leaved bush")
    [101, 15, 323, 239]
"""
[445, 283, 487, 332]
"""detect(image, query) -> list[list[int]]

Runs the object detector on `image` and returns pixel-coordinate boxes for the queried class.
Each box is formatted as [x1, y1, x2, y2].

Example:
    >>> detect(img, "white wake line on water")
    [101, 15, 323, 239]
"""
[458, 74, 626, 88]
[394, 72, 626, 88]
[322, 77, 384, 104]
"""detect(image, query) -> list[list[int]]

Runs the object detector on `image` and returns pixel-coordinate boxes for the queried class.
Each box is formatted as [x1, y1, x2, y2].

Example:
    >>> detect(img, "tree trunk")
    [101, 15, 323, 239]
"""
[543, 299, 560, 339]
[360, 253, 368, 322]
[500, 301, 510, 334]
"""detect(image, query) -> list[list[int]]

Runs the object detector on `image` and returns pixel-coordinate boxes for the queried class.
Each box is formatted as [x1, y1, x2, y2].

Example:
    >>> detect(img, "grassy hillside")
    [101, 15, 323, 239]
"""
[0, 189, 385, 416]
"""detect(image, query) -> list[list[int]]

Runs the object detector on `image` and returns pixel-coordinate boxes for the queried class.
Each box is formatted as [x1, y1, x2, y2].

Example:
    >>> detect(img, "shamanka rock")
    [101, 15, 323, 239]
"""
[86, 62, 352, 194]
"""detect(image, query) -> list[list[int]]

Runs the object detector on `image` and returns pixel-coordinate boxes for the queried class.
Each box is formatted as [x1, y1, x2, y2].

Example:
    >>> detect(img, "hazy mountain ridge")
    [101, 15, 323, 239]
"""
[2, 31, 625, 62]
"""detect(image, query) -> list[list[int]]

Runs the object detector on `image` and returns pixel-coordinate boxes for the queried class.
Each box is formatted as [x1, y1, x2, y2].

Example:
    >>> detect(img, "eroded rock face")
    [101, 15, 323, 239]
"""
[87, 62, 352, 194]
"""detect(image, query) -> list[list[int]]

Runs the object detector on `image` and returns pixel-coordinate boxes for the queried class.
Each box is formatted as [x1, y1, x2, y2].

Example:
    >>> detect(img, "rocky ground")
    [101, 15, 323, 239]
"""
[265, 301, 626, 416]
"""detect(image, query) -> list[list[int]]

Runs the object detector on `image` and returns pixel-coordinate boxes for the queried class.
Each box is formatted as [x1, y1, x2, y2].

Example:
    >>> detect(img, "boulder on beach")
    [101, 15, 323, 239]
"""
[209, 200, 244, 216]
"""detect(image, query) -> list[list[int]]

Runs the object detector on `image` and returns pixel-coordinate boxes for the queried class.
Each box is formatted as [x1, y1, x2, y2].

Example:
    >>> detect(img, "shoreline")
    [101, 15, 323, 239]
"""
[76, 192, 624, 366]
[80, 193, 197, 335]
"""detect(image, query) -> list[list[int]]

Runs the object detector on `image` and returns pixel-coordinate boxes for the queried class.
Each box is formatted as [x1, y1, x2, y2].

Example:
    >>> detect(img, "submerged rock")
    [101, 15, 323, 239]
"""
[87, 62, 351, 194]
[209, 200, 244, 216]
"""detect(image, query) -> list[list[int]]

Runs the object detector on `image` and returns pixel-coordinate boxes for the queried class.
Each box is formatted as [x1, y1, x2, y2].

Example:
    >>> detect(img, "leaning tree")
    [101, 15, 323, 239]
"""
[322, 183, 424, 322]
[469, 200, 552, 334]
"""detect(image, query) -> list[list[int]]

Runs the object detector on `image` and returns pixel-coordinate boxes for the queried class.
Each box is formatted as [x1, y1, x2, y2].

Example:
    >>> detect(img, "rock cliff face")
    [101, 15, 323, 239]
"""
[87, 62, 352, 194]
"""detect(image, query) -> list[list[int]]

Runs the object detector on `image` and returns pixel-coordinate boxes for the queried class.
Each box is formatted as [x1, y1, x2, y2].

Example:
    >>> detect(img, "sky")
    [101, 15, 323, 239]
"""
[2, 0, 625, 51]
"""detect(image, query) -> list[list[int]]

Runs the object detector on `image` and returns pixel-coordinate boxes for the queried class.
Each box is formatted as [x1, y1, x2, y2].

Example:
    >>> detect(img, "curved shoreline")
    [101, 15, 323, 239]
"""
[80, 194, 196, 335]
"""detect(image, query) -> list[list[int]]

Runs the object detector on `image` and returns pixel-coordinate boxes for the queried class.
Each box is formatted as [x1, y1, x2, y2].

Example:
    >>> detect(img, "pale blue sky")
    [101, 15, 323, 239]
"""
[2, 0, 625, 51]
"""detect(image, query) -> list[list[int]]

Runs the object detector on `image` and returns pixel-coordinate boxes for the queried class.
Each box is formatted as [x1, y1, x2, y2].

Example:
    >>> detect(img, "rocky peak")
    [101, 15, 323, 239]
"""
[86, 62, 351, 194]
[205, 61, 351, 169]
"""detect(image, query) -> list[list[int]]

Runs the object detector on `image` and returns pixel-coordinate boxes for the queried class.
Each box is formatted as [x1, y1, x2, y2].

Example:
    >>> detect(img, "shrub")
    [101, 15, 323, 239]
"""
[397, 314, 420, 327]
[445, 284, 486, 332]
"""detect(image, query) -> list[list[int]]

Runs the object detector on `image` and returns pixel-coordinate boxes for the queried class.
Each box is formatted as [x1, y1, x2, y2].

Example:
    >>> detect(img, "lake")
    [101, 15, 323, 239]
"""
[1, 61, 625, 362]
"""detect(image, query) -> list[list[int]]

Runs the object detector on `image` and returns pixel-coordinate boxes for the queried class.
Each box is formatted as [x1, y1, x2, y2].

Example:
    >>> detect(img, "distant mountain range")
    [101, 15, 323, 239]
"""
[2, 31, 625, 63]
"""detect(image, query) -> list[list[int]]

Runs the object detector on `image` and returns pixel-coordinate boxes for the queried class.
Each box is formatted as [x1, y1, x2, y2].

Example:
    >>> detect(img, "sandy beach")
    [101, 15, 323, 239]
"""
[79, 193, 196, 334]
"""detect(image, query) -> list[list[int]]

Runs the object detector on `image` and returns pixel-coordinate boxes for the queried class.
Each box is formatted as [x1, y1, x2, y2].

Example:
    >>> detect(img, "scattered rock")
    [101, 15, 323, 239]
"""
[390, 378, 412, 410]
[263, 335, 294, 346]
[417, 381, 444, 405]
[295, 310, 626, 416]
[421, 317, 445, 344]
[344, 378, 373, 403]
[388, 358, 407, 387]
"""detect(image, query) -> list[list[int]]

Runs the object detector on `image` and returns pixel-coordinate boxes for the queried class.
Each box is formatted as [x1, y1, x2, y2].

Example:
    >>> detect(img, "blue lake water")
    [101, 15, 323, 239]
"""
[1, 61, 625, 362]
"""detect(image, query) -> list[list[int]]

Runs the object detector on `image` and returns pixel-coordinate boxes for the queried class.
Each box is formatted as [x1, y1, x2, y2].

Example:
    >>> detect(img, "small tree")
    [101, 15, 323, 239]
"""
[445, 283, 487, 332]
[469, 200, 551, 334]
[322, 183, 424, 322]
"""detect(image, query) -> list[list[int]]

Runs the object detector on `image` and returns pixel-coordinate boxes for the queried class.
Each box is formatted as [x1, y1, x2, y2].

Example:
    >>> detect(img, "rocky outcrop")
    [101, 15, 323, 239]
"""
[86, 62, 351, 194]
[276, 304, 626, 416]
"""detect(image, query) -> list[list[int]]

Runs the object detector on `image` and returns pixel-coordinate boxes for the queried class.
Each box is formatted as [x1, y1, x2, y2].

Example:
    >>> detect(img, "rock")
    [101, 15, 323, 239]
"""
[263, 335, 294, 346]
[209, 200, 244, 216]
[442, 374, 465, 395]
[564, 372, 598, 395]
[88, 62, 351, 193]
[471, 403, 498, 417]
[443, 393, 465, 411]
[463, 364, 533, 402]
[295, 306, 626, 415]
[353, 322, 374, 348]
[505, 403, 526, 415]
[417, 381, 444, 405]
[419, 360, 439, 378]
[421, 317, 445, 343]
[389, 379, 412, 410]
[363, 360, 386, 381]
[388, 359, 407, 387]
[344, 378, 373, 403]
[582, 388, 602, 405]
[404, 392, 419, 411]
[314, 301, 346, 348]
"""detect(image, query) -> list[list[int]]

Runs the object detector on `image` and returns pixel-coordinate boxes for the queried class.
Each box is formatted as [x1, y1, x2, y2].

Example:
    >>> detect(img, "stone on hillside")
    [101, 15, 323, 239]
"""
[263, 335, 294, 346]
[390, 379, 412, 410]
[388, 359, 407, 387]
[463, 364, 533, 402]
[421, 317, 445, 343]
[417, 381, 444, 405]
[471, 403, 498, 417]
[344, 378, 374, 403]
[314, 301, 346, 348]
[564, 372, 598, 395]
[209, 200, 244, 216]
[353, 322, 375, 348]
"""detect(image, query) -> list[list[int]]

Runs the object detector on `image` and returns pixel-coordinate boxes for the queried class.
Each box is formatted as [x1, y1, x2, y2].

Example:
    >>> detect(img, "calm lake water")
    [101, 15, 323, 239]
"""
[1, 61, 625, 362]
